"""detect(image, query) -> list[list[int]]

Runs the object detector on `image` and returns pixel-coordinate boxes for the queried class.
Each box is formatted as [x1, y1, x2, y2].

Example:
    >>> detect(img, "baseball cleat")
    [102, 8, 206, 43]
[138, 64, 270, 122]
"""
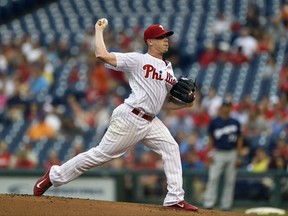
[164, 201, 198, 211]
[33, 168, 52, 196]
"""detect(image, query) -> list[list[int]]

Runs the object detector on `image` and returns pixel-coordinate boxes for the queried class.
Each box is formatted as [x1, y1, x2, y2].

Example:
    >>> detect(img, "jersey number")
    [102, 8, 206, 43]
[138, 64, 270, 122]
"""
[228, 134, 237, 142]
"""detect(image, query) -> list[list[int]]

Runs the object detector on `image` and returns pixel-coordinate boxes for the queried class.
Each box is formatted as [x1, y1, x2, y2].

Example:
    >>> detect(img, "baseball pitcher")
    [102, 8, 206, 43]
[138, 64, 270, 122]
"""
[33, 18, 198, 211]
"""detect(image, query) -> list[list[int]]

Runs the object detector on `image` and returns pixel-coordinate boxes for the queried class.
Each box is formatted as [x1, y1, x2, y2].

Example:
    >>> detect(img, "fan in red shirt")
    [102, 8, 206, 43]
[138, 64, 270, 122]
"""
[279, 64, 288, 96]
[0, 141, 11, 168]
[199, 43, 218, 67]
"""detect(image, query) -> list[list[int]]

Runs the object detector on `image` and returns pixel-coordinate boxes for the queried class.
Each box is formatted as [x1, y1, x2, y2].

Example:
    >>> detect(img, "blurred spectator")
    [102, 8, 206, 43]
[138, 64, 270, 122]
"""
[14, 54, 30, 83]
[232, 27, 258, 58]
[85, 58, 110, 103]
[182, 149, 205, 171]
[0, 47, 8, 73]
[272, 137, 288, 163]
[280, 2, 288, 27]
[21, 35, 33, 59]
[228, 46, 249, 66]
[265, 95, 287, 121]
[236, 139, 251, 169]
[24, 40, 44, 63]
[67, 95, 96, 131]
[72, 141, 84, 157]
[94, 101, 111, 140]
[164, 39, 181, 69]
[231, 101, 250, 128]
[117, 30, 133, 52]
[0, 86, 8, 110]
[6, 73, 29, 106]
[201, 87, 222, 118]
[256, 32, 275, 54]
[104, 157, 126, 170]
[248, 148, 270, 172]
[57, 39, 71, 61]
[199, 42, 218, 67]
[179, 132, 201, 155]
[13, 150, 37, 169]
[46, 43, 60, 64]
[267, 16, 286, 41]
[26, 103, 40, 121]
[130, 26, 146, 52]
[134, 151, 160, 170]
[187, 89, 210, 146]
[269, 111, 286, 140]
[5, 104, 25, 122]
[43, 102, 62, 133]
[245, 99, 269, 138]
[85, 81, 101, 105]
[246, 3, 261, 29]
[216, 42, 230, 65]
[44, 150, 61, 171]
[0, 141, 11, 168]
[269, 151, 287, 171]
[29, 61, 50, 96]
[191, 106, 211, 132]
[134, 151, 163, 197]
[212, 12, 232, 36]
[27, 112, 57, 141]
[260, 55, 277, 79]
[23, 142, 38, 166]
[69, 136, 85, 158]
[11, 143, 38, 169]
[68, 65, 80, 84]
[279, 63, 288, 96]
[164, 110, 194, 137]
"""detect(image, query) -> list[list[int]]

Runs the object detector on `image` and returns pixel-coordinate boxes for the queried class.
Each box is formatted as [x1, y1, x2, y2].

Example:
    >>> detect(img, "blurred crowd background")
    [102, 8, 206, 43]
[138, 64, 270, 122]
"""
[1, 0, 288, 202]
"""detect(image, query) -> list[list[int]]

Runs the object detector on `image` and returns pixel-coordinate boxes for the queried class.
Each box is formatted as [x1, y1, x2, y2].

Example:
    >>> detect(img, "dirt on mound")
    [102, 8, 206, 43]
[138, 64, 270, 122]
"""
[0, 194, 253, 216]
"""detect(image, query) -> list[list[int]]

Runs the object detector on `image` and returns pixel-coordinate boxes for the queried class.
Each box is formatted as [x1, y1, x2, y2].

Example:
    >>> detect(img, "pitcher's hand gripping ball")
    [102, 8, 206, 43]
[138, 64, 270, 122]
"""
[170, 77, 197, 103]
[95, 18, 108, 29]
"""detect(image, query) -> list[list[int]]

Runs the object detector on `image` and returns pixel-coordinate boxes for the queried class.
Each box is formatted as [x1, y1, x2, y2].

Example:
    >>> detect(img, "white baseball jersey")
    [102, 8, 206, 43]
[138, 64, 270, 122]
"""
[49, 52, 185, 206]
[106, 52, 176, 115]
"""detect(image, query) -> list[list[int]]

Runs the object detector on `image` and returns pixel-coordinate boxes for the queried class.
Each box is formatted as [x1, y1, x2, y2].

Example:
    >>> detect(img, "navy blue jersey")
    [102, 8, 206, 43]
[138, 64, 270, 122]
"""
[208, 117, 241, 150]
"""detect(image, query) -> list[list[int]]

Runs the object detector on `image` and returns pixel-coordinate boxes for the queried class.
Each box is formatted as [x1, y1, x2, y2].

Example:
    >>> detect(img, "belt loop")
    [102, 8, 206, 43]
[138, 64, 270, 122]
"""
[138, 110, 144, 118]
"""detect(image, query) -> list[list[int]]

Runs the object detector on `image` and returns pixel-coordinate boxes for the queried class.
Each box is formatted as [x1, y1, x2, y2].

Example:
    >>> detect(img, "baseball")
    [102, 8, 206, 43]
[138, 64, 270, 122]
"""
[99, 18, 108, 28]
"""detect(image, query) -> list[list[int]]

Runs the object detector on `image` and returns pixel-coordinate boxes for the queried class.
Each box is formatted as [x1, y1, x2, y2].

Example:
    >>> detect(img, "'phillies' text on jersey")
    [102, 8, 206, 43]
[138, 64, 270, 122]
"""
[143, 64, 175, 85]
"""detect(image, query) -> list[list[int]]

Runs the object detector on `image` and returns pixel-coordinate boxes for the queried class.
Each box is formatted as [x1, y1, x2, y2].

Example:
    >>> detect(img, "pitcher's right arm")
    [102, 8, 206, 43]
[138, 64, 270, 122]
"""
[95, 18, 117, 67]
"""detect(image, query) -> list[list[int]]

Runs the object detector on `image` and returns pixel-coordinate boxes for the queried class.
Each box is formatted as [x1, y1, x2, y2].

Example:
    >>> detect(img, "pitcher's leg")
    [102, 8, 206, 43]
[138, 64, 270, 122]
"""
[50, 105, 148, 187]
[142, 118, 184, 206]
[50, 147, 122, 186]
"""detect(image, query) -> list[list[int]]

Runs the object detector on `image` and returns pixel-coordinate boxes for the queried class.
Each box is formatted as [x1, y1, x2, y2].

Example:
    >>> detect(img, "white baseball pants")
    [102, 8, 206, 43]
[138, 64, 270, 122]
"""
[49, 103, 184, 206]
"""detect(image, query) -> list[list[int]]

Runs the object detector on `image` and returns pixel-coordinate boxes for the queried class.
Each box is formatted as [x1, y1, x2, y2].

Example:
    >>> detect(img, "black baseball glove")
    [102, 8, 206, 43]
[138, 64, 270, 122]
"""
[170, 77, 197, 103]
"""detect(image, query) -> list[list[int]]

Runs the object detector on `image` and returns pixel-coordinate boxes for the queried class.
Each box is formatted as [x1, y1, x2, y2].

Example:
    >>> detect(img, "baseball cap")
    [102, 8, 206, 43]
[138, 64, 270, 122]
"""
[144, 24, 174, 42]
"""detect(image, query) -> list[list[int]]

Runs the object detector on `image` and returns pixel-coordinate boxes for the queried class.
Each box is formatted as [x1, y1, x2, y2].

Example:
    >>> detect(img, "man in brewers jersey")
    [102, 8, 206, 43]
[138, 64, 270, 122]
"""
[203, 98, 243, 210]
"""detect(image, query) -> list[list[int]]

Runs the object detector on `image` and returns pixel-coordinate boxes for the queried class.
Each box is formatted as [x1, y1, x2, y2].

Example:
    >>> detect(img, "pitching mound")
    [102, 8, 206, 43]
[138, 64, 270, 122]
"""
[0, 194, 252, 216]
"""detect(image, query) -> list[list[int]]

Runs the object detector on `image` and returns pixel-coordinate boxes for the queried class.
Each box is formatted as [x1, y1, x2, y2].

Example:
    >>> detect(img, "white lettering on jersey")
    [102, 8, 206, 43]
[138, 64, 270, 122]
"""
[214, 125, 237, 139]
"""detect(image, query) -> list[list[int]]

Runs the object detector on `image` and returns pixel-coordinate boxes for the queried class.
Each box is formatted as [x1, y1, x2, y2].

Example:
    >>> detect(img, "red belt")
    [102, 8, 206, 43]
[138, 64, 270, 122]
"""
[131, 108, 155, 122]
